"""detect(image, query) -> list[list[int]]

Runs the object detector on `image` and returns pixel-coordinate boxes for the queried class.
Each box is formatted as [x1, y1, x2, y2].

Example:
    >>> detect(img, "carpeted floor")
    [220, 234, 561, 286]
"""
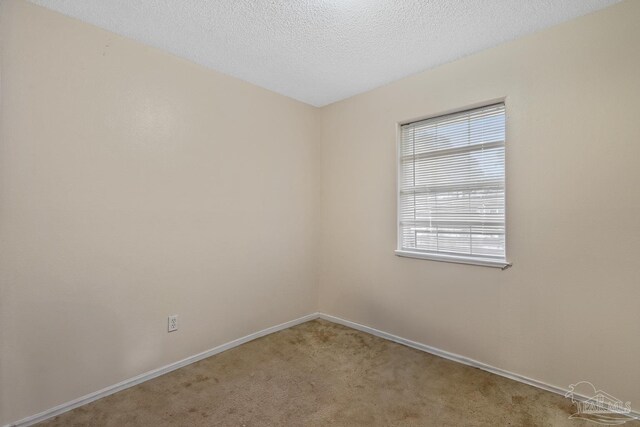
[38, 319, 637, 426]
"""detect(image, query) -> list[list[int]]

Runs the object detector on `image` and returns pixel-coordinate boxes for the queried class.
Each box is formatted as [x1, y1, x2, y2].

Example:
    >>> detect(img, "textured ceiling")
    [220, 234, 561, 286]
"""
[28, 0, 621, 106]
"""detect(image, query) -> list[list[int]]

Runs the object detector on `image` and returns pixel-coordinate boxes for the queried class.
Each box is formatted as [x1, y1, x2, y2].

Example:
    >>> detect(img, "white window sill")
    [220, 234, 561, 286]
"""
[395, 250, 511, 269]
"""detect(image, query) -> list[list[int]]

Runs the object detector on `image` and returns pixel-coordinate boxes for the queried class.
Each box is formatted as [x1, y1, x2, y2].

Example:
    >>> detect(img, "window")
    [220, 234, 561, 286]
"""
[396, 103, 509, 268]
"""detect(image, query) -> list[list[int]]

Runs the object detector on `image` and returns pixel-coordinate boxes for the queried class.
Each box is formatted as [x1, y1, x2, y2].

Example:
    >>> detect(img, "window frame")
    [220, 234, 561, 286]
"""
[395, 100, 511, 269]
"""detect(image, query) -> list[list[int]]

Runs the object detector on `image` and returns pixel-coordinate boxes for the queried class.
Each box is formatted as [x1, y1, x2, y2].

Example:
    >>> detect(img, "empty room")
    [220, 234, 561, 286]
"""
[1, 0, 639, 425]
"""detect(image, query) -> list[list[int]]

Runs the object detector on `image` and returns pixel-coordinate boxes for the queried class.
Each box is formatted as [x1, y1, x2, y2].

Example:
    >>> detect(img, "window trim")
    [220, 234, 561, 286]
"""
[395, 249, 511, 269]
[395, 99, 511, 269]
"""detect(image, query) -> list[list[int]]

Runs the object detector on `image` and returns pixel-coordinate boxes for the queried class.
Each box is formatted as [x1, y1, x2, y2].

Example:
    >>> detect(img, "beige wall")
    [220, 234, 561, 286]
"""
[0, 1, 319, 424]
[319, 0, 640, 411]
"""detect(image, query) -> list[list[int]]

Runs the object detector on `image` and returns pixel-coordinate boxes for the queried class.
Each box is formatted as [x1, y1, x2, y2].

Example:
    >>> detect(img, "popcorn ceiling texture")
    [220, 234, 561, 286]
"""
[27, 0, 621, 107]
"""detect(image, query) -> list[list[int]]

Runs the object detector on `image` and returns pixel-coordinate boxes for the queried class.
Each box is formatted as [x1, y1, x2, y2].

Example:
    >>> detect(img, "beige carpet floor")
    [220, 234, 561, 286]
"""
[38, 319, 637, 426]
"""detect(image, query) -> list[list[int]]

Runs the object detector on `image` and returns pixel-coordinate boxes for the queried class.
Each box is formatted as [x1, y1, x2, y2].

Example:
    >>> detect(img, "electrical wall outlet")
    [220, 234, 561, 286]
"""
[168, 315, 178, 332]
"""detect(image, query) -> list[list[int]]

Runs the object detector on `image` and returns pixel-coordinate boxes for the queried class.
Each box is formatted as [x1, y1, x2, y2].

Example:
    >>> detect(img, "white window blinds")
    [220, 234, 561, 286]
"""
[396, 103, 508, 268]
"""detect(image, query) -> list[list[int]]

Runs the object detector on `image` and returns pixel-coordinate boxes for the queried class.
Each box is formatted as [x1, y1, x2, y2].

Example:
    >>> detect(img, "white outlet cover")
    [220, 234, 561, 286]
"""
[168, 315, 178, 332]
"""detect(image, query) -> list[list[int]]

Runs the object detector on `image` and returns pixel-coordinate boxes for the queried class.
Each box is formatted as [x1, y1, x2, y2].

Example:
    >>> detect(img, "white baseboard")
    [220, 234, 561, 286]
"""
[8, 311, 638, 426]
[6, 313, 320, 427]
[318, 313, 640, 421]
